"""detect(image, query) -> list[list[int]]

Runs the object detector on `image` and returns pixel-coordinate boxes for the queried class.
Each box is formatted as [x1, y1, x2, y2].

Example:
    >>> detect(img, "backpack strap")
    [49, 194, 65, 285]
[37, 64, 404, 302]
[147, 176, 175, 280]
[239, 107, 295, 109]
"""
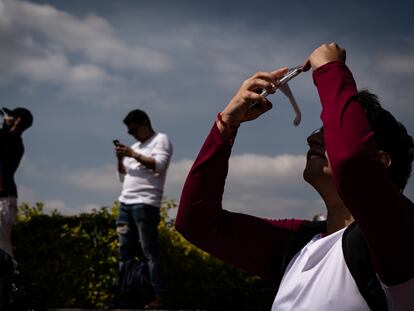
[342, 223, 388, 311]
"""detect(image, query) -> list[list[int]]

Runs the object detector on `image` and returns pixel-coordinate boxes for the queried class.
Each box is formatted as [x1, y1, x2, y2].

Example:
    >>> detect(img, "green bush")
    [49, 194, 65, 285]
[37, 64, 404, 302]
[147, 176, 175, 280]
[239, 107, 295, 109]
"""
[12, 200, 275, 310]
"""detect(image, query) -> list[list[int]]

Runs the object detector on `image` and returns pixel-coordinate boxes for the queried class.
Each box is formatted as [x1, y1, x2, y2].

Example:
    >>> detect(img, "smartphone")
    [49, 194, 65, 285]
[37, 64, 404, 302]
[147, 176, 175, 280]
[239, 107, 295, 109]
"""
[113, 139, 121, 147]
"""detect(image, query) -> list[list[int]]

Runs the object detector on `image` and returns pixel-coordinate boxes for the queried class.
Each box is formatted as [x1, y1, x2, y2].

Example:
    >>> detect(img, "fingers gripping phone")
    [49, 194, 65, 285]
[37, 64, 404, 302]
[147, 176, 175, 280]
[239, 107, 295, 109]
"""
[255, 65, 303, 126]
[113, 139, 121, 147]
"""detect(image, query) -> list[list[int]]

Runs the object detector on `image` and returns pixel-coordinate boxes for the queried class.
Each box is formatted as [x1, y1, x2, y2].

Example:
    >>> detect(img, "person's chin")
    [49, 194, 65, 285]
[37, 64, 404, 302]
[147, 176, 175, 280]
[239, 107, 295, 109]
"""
[303, 168, 316, 184]
[303, 166, 327, 183]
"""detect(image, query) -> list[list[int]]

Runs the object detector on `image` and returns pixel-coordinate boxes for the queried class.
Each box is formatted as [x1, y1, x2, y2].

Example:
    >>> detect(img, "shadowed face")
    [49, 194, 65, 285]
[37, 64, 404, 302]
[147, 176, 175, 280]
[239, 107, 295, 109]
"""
[126, 120, 153, 143]
[2, 115, 16, 131]
[126, 122, 146, 142]
[303, 128, 333, 186]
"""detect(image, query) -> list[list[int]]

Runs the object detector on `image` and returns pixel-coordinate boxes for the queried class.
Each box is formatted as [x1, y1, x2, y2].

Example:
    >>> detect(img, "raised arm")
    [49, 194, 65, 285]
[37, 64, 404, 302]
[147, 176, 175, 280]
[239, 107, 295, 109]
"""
[306, 43, 414, 285]
[175, 69, 304, 281]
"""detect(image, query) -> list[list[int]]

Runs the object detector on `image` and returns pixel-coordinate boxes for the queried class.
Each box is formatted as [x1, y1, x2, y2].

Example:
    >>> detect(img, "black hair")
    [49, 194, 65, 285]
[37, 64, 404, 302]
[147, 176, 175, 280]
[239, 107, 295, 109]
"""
[358, 90, 414, 190]
[123, 109, 152, 128]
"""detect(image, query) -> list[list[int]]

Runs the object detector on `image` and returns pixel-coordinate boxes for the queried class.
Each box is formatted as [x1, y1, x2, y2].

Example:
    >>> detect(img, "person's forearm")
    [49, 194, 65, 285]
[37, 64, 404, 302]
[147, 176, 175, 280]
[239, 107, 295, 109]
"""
[176, 123, 233, 243]
[117, 158, 126, 175]
[314, 61, 414, 285]
[132, 153, 156, 170]
[314, 61, 387, 221]
[314, 62, 374, 170]
[176, 122, 301, 280]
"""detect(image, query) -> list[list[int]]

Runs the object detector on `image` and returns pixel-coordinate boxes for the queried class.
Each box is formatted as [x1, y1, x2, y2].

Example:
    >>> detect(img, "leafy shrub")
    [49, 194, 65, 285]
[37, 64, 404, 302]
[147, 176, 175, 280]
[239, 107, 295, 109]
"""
[12, 200, 275, 310]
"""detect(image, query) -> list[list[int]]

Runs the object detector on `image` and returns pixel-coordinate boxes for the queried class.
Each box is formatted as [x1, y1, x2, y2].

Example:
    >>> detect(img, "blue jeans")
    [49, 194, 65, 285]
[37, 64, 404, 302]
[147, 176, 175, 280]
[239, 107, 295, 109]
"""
[116, 203, 163, 296]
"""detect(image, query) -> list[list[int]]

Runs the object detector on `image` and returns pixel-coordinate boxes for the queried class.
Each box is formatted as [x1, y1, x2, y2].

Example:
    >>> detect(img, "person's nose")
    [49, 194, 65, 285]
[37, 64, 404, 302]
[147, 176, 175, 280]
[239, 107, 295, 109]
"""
[307, 131, 324, 147]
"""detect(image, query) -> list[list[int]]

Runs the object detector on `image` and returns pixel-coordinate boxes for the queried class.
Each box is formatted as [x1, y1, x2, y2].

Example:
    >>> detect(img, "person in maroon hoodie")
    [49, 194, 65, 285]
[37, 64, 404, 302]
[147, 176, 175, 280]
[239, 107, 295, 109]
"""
[175, 43, 414, 310]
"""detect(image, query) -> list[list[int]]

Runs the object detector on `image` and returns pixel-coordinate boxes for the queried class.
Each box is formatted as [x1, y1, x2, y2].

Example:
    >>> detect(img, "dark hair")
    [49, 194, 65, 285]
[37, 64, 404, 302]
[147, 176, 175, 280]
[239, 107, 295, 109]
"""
[123, 109, 152, 128]
[358, 90, 414, 190]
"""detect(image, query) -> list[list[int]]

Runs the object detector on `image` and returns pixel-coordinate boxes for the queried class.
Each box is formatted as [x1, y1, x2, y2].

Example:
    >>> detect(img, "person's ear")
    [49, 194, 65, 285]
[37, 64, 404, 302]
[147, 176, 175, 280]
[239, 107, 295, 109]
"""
[378, 150, 392, 168]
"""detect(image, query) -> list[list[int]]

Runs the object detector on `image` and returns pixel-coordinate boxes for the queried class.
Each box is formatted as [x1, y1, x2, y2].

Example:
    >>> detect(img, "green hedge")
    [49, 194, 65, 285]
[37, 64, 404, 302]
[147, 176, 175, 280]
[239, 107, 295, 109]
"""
[12, 201, 275, 310]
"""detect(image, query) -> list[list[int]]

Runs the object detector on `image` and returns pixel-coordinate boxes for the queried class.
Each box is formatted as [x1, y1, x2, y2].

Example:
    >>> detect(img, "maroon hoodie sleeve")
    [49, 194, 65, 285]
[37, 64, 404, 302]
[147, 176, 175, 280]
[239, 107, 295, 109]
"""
[175, 122, 304, 281]
[313, 61, 414, 285]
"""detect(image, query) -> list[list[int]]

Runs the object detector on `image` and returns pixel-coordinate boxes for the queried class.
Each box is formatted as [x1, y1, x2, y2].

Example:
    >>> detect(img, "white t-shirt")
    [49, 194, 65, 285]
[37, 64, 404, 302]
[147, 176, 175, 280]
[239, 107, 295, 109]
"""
[272, 227, 414, 311]
[118, 132, 172, 207]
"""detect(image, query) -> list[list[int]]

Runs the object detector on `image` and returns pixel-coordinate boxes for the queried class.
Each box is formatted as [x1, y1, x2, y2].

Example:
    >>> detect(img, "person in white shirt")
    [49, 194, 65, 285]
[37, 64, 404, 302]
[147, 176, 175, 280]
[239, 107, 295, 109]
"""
[115, 109, 172, 309]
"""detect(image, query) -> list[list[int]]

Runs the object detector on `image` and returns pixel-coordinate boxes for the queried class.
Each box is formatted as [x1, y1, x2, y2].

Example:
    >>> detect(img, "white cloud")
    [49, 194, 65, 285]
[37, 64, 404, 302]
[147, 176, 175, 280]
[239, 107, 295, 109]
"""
[0, 0, 172, 89]
[18, 185, 93, 217]
[43, 200, 102, 215]
[164, 153, 319, 220]
[14, 51, 68, 84]
[163, 158, 193, 201]
[376, 54, 414, 76]
[43, 199, 66, 213]
[63, 159, 193, 198]
[73, 203, 103, 214]
[10, 48, 114, 86]
[165, 153, 317, 219]
[65, 164, 120, 192]
[62, 153, 308, 207]
[68, 64, 112, 84]
[165, 158, 193, 184]
[21, 154, 324, 218]
[18, 184, 37, 203]
[228, 153, 305, 186]
[223, 154, 320, 219]
[165, 153, 306, 200]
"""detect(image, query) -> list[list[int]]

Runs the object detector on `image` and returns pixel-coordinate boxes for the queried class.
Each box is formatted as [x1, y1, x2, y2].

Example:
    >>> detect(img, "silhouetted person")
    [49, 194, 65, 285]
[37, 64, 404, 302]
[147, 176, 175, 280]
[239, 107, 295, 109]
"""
[0, 107, 33, 257]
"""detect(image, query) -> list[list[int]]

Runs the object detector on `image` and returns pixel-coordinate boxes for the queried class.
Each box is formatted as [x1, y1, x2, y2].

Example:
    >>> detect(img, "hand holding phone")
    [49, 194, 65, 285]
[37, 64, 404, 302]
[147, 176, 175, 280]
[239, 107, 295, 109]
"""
[257, 65, 303, 126]
[259, 66, 303, 98]
[113, 139, 125, 160]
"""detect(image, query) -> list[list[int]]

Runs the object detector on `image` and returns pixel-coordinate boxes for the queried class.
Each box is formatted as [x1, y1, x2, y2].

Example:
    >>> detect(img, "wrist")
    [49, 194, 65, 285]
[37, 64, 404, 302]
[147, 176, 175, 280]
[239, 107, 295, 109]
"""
[134, 152, 142, 162]
[216, 112, 239, 145]
[313, 60, 344, 71]
[219, 112, 240, 128]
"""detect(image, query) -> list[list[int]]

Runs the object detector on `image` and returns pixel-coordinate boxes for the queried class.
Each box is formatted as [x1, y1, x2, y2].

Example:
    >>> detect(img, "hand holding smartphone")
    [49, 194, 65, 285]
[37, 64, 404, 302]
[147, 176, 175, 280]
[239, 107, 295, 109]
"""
[255, 65, 303, 126]
[259, 66, 303, 98]
[113, 139, 125, 160]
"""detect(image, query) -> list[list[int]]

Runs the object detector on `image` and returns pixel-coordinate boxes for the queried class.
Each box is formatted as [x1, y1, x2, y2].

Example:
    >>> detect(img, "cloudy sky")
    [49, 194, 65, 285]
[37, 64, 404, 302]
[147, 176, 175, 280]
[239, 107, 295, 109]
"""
[1, 0, 413, 219]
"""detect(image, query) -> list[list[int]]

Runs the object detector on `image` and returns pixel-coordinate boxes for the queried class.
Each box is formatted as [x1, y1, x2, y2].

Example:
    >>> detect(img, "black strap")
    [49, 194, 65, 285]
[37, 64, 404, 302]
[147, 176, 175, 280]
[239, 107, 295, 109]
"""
[342, 223, 388, 310]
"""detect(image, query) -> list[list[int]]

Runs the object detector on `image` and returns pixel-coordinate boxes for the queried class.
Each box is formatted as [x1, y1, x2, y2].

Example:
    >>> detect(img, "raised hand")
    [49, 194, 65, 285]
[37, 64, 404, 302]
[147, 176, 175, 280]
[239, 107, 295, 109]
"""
[220, 67, 289, 127]
[302, 42, 346, 72]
